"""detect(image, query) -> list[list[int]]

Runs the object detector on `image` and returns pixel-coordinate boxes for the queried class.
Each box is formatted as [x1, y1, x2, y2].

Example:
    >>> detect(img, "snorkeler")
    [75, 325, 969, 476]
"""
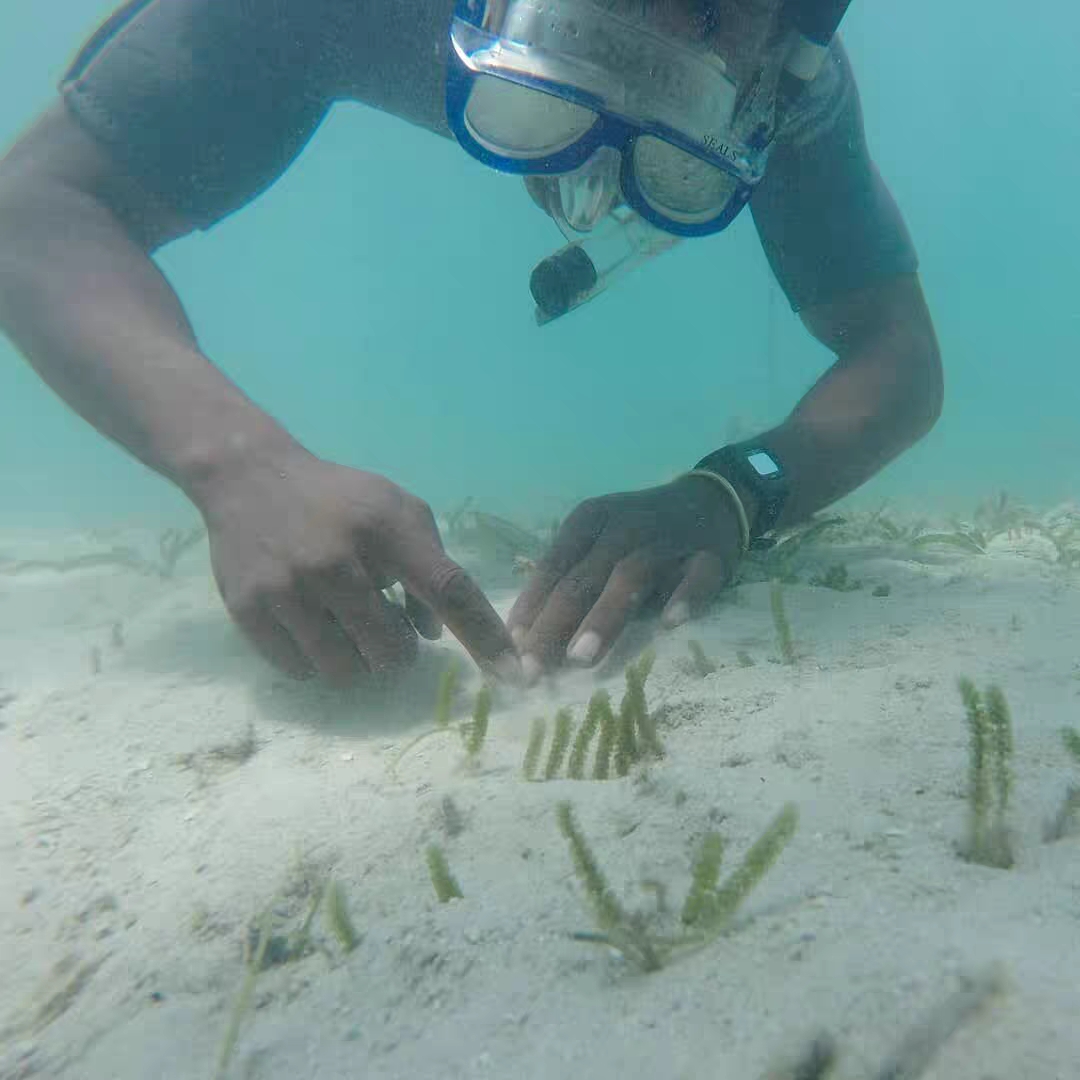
[0, 1, 942, 686]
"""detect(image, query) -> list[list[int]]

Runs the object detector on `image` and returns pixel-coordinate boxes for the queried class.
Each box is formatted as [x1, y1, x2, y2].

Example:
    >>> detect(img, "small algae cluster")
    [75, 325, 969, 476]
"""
[954, 680, 1080, 864]
[390, 662, 494, 777]
[558, 801, 798, 973]
[214, 873, 360, 1080]
[735, 497, 1080, 616]
[205, 584, 1080, 1078]
[426, 844, 464, 903]
[522, 650, 662, 782]
[958, 677, 1015, 868]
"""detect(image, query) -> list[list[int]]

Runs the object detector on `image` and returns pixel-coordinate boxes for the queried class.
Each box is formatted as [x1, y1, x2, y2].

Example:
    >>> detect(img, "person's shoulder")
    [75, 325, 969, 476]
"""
[774, 38, 857, 151]
[334, 0, 456, 134]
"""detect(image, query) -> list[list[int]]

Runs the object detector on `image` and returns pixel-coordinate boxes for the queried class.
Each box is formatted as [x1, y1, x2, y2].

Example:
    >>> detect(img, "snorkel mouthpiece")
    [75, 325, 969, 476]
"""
[529, 205, 680, 325]
[530, 244, 599, 322]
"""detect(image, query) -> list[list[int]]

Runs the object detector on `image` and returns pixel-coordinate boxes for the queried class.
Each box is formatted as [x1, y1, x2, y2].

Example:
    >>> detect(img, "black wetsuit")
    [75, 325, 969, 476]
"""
[60, 0, 917, 311]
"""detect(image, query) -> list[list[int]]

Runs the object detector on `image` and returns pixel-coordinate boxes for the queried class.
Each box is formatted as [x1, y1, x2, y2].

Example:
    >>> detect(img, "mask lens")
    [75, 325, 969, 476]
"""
[632, 136, 742, 225]
[464, 75, 597, 159]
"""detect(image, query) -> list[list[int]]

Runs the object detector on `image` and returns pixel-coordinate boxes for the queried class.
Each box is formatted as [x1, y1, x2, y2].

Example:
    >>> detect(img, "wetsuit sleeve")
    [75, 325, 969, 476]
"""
[59, 0, 348, 230]
[750, 40, 919, 312]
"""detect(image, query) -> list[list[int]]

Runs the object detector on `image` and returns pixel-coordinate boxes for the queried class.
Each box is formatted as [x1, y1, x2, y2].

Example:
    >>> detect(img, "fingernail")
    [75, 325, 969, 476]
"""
[663, 601, 690, 628]
[567, 630, 602, 665]
[521, 653, 543, 686]
[493, 651, 525, 687]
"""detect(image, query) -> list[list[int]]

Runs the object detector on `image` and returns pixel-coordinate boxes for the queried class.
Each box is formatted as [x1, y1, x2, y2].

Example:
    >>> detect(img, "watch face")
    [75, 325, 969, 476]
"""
[746, 450, 781, 478]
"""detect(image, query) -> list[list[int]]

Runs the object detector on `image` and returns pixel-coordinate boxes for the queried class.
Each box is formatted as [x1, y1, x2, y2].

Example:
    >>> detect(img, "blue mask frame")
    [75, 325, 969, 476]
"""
[444, 8, 768, 238]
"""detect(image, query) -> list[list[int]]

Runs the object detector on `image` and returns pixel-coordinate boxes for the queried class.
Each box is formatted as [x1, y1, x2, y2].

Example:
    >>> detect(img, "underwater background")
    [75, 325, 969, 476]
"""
[1, 0, 1077, 528]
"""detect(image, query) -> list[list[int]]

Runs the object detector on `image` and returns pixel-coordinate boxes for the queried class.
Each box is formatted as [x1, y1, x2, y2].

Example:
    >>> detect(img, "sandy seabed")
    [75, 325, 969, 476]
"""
[1, 514, 1079, 1080]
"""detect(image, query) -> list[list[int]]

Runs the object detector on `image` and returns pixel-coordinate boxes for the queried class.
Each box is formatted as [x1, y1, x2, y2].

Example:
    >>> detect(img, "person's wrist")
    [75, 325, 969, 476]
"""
[722, 475, 760, 537]
[676, 471, 754, 556]
[174, 414, 308, 512]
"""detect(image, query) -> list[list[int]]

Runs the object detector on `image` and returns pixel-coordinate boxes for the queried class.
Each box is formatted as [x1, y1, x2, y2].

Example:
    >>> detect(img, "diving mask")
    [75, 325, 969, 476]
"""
[445, 0, 775, 237]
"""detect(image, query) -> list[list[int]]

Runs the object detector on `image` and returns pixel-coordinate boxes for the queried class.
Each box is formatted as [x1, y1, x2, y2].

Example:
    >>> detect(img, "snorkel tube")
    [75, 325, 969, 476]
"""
[528, 0, 857, 325]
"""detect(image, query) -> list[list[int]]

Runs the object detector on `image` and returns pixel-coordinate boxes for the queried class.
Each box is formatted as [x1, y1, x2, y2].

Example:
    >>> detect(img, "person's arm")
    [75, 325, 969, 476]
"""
[735, 271, 942, 533]
[0, 105, 299, 503]
[0, 0, 522, 684]
[508, 41, 942, 674]
[730, 38, 941, 531]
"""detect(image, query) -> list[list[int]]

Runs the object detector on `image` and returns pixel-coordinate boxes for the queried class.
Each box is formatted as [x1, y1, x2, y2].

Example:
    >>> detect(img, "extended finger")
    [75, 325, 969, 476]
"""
[391, 502, 521, 681]
[565, 550, 659, 667]
[506, 562, 562, 650]
[398, 541, 521, 681]
[506, 501, 608, 644]
[661, 549, 731, 627]
[519, 542, 620, 673]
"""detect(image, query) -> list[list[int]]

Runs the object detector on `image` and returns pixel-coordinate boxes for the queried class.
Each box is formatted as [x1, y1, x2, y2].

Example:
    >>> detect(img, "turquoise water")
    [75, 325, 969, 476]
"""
[2, 2, 1077, 529]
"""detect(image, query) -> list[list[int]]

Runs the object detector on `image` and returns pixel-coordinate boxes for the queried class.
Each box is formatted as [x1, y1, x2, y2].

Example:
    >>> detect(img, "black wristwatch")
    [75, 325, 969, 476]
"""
[694, 443, 789, 548]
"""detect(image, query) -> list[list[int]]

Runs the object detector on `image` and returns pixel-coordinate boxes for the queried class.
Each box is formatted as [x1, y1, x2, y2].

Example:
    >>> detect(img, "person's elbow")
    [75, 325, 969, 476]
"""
[867, 275, 945, 447]
[896, 296, 944, 445]
[902, 323, 943, 442]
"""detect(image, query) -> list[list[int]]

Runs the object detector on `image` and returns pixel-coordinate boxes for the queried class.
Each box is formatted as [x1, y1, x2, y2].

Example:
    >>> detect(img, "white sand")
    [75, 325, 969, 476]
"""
[1, 514, 1079, 1080]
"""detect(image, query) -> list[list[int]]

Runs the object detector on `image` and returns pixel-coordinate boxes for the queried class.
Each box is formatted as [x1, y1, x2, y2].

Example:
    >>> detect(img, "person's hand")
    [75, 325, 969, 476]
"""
[194, 447, 521, 685]
[507, 475, 744, 679]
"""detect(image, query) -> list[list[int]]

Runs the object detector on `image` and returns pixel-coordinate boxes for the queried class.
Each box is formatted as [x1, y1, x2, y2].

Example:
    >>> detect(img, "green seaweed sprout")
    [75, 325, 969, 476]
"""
[1044, 726, 1080, 842]
[522, 716, 547, 780]
[557, 800, 798, 973]
[620, 648, 662, 761]
[214, 910, 272, 1080]
[522, 653, 661, 783]
[770, 581, 797, 665]
[435, 660, 461, 728]
[463, 685, 492, 762]
[216, 871, 360, 1080]
[680, 832, 725, 926]
[325, 879, 360, 953]
[427, 844, 464, 902]
[238, 871, 361, 974]
[544, 707, 574, 779]
[592, 690, 619, 780]
[391, 676, 495, 778]
[958, 678, 1015, 869]
[566, 699, 602, 779]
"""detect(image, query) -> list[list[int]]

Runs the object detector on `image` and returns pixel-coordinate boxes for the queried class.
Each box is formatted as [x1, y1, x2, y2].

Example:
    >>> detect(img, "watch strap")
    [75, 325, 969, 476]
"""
[694, 444, 789, 546]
